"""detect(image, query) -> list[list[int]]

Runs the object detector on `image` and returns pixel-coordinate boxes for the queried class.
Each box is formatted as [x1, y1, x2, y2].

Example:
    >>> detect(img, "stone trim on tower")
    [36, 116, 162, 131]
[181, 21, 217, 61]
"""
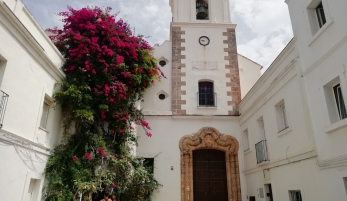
[223, 28, 241, 116]
[171, 26, 186, 115]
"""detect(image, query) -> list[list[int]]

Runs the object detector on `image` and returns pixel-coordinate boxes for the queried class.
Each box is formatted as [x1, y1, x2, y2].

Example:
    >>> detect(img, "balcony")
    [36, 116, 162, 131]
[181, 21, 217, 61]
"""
[255, 140, 269, 164]
[197, 92, 217, 107]
[0, 90, 9, 128]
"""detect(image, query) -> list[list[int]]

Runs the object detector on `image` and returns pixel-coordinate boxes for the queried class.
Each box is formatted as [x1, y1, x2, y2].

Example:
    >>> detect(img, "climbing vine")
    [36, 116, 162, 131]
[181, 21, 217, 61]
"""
[44, 6, 162, 201]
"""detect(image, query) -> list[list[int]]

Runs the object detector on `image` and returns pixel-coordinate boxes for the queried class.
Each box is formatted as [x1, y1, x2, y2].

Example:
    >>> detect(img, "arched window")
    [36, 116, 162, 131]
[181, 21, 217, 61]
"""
[198, 81, 215, 106]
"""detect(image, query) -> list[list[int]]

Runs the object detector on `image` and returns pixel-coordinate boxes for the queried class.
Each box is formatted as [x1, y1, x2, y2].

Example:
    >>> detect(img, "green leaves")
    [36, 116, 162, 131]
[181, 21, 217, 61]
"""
[44, 6, 161, 201]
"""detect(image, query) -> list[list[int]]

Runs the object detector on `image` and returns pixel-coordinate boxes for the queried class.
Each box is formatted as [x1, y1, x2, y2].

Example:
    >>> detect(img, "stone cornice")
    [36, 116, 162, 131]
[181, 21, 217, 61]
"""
[0, 128, 51, 156]
[143, 114, 239, 120]
[317, 155, 347, 170]
[243, 149, 317, 175]
[171, 22, 237, 29]
[302, 34, 347, 76]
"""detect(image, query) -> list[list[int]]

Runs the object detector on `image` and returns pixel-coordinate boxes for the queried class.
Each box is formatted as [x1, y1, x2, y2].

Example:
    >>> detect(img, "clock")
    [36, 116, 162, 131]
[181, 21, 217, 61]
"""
[199, 36, 210, 46]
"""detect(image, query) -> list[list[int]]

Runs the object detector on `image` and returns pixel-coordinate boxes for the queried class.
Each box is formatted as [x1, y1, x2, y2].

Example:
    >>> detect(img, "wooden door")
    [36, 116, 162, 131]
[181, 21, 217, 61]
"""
[193, 149, 228, 201]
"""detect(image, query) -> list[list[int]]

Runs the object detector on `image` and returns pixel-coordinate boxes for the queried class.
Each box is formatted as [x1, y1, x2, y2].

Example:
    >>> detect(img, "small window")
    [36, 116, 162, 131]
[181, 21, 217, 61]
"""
[242, 129, 250, 152]
[289, 190, 302, 201]
[27, 178, 40, 201]
[324, 78, 347, 123]
[249, 196, 255, 201]
[144, 158, 154, 174]
[281, 105, 289, 128]
[333, 84, 347, 120]
[316, 2, 326, 28]
[159, 60, 166, 67]
[40, 101, 50, 129]
[257, 117, 266, 141]
[276, 100, 289, 131]
[259, 188, 264, 198]
[159, 94, 166, 100]
[198, 81, 215, 107]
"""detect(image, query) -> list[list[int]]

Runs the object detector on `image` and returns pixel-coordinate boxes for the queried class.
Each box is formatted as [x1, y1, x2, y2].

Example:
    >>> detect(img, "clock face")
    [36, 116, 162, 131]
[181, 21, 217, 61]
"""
[199, 36, 210, 46]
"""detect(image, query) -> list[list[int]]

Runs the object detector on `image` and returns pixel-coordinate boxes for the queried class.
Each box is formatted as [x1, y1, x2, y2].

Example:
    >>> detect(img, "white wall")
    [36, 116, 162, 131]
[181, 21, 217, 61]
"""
[142, 41, 172, 114]
[181, 25, 233, 115]
[0, 1, 63, 200]
[238, 54, 261, 99]
[287, 0, 347, 74]
[238, 39, 322, 200]
[287, 0, 347, 162]
[136, 116, 246, 201]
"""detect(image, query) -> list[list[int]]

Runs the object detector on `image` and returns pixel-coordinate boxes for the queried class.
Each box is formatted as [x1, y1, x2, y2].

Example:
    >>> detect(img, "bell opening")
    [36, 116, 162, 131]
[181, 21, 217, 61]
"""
[196, 0, 209, 20]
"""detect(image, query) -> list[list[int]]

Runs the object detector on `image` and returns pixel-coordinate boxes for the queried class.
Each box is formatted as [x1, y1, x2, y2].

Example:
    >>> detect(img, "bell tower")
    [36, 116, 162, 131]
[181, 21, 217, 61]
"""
[169, 0, 232, 23]
[169, 0, 241, 116]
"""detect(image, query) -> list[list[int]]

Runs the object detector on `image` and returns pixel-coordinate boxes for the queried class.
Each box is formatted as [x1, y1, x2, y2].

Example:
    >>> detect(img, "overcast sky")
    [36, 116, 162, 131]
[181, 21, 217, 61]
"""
[22, 0, 293, 71]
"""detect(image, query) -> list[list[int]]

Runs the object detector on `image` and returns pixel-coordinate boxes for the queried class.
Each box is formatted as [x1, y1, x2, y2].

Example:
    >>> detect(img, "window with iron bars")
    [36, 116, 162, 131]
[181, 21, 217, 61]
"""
[198, 81, 216, 107]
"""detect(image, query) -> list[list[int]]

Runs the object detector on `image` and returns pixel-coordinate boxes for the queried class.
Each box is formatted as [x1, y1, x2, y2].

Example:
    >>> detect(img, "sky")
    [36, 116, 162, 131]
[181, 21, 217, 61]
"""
[22, 0, 293, 71]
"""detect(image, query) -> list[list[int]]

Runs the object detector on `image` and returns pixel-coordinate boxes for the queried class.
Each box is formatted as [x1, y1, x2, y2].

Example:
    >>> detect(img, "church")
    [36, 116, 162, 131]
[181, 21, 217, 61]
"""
[137, 0, 347, 201]
[0, 0, 347, 200]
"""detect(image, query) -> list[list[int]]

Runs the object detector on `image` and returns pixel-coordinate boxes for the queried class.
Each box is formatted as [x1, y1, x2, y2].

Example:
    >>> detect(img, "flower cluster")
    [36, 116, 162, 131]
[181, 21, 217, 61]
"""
[85, 153, 92, 161]
[98, 146, 107, 158]
[45, 6, 162, 201]
[50, 6, 162, 138]
[72, 156, 78, 162]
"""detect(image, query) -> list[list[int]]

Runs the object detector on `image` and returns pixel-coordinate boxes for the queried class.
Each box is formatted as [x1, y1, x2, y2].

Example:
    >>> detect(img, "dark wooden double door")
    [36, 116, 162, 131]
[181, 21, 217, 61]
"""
[193, 149, 228, 201]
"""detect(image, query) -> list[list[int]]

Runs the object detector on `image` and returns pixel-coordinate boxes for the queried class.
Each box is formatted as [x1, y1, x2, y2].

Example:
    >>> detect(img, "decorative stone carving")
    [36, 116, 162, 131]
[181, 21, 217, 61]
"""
[179, 127, 241, 201]
[192, 61, 218, 71]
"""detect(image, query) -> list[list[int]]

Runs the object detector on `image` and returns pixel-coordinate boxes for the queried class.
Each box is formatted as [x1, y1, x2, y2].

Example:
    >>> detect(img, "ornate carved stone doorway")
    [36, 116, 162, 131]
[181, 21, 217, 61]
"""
[179, 127, 241, 201]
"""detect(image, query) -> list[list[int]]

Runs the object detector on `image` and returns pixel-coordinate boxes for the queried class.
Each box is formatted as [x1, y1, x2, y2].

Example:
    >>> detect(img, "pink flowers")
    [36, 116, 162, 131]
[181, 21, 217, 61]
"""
[113, 154, 118, 160]
[85, 153, 92, 161]
[100, 111, 106, 119]
[98, 146, 107, 158]
[146, 132, 152, 137]
[116, 55, 124, 65]
[72, 156, 78, 162]
[73, 33, 82, 40]
[98, 147, 104, 154]
[65, 66, 76, 71]
[112, 183, 117, 188]
[140, 120, 151, 129]
[104, 84, 110, 91]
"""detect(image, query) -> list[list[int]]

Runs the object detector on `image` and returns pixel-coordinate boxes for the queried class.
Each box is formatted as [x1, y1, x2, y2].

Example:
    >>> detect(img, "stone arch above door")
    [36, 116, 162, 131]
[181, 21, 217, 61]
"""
[179, 127, 241, 201]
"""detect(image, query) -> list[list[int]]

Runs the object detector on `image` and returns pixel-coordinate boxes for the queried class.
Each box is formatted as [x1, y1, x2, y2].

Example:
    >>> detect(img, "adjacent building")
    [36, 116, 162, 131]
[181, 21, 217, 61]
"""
[0, 0, 64, 200]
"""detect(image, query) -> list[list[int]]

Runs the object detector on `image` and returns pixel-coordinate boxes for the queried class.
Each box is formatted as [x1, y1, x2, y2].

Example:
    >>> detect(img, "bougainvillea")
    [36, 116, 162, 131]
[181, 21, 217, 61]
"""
[44, 6, 161, 201]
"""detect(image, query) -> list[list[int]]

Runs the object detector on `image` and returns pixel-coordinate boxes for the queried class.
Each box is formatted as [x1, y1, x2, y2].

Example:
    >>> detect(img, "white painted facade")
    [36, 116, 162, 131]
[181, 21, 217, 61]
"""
[240, 0, 347, 200]
[140, 0, 347, 201]
[139, 0, 261, 200]
[0, 0, 63, 200]
[0, 0, 347, 200]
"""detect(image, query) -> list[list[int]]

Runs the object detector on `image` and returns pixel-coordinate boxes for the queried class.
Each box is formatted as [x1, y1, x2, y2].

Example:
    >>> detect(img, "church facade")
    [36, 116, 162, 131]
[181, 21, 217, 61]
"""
[0, 0, 347, 200]
[137, 0, 260, 200]
[137, 0, 347, 201]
